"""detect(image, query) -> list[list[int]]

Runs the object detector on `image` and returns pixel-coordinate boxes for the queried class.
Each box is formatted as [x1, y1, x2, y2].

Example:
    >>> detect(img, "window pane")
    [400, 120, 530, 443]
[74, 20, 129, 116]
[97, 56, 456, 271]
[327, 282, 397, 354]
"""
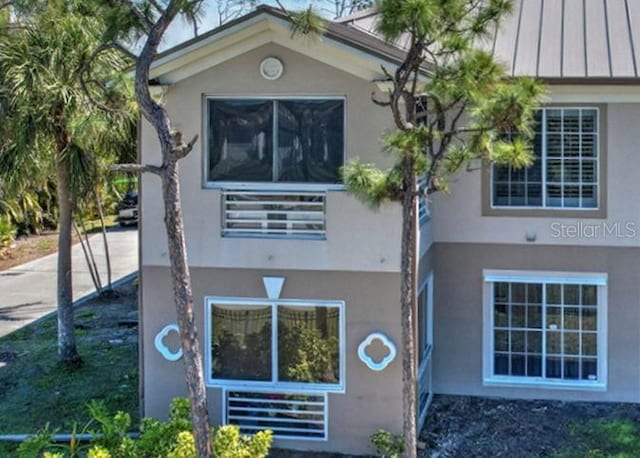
[582, 333, 597, 356]
[278, 305, 340, 384]
[277, 100, 344, 183]
[511, 331, 525, 352]
[490, 280, 601, 384]
[582, 359, 598, 380]
[511, 354, 525, 376]
[208, 100, 274, 182]
[527, 355, 542, 376]
[564, 358, 580, 379]
[495, 330, 509, 351]
[546, 357, 562, 378]
[581, 110, 597, 133]
[211, 304, 272, 381]
[495, 353, 509, 375]
[495, 304, 508, 327]
[527, 305, 542, 329]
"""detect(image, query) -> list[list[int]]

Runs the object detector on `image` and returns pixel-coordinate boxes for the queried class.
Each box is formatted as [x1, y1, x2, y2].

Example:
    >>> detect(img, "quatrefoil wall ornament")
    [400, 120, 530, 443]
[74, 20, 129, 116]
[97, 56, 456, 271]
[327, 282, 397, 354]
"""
[357, 332, 397, 372]
[154, 324, 183, 362]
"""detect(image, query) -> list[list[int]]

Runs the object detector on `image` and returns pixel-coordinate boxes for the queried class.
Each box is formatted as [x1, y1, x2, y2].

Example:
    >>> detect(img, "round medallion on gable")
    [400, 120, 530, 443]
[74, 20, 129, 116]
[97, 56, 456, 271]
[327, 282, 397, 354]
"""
[260, 57, 284, 80]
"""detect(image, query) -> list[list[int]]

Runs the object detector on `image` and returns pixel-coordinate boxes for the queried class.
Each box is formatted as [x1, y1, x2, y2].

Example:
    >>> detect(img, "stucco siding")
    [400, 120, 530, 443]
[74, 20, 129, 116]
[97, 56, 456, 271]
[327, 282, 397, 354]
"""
[432, 103, 640, 247]
[140, 42, 402, 274]
[432, 242, 640, 402]
[141, 265, 404, 455]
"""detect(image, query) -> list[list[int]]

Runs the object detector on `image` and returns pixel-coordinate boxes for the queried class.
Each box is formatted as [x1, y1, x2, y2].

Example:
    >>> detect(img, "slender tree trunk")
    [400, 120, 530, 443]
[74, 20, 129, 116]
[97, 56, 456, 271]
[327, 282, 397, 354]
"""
[400, 157, 418, 458]
[55, 150, 79, 363]
[161, 159, 212, 457]
[73, 221, 101, 292]
[95, 189, 113, 292]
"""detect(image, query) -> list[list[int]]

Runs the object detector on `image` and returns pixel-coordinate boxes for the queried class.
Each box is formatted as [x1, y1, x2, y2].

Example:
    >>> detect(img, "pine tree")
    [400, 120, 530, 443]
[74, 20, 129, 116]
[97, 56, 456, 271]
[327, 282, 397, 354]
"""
[343, 1, 544, 456]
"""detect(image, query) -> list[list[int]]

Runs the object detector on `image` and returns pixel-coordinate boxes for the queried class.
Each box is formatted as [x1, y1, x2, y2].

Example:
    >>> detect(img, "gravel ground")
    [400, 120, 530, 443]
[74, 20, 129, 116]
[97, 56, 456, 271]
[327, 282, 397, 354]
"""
[274, 395, 640, 457]
[421, 395, 640, 457]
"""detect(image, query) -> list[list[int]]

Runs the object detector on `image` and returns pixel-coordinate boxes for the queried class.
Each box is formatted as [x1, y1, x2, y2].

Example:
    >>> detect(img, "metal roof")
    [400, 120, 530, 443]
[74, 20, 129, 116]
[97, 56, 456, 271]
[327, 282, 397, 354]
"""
[340, 0, 640, 81]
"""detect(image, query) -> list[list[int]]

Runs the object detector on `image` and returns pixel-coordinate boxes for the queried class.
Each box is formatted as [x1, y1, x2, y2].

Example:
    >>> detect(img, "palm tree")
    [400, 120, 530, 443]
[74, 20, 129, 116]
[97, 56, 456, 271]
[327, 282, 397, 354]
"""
[0, 2, 134, 363]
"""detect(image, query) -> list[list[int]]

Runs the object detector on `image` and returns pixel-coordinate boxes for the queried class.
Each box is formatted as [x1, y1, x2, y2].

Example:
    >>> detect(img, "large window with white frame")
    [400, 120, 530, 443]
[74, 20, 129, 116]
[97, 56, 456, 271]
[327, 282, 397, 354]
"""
[206, 97, 345, 185]
[205, 297, 345, 392]
[483, 270, 607, 389]
[492, 108, 599, 209]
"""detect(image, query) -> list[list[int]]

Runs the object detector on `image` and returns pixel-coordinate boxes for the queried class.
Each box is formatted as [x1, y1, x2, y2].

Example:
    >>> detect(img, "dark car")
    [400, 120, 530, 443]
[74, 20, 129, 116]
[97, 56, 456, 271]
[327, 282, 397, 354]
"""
[116, 190, 138, 227]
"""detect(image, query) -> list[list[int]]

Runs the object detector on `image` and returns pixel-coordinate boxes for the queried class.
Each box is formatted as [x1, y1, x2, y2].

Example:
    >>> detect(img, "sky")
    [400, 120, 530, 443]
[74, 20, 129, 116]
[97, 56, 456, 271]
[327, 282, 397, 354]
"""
[162, 1, 324, 50]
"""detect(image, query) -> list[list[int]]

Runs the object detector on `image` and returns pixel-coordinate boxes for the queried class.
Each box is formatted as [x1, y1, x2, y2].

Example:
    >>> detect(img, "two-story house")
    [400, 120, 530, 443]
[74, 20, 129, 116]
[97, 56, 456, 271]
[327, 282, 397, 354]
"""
[139, 1, 640, 455]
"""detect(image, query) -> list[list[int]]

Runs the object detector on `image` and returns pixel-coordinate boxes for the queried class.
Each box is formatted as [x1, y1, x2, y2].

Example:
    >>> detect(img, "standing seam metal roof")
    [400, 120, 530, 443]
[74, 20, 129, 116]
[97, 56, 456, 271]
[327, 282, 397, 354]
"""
[340, 0, 640, 81]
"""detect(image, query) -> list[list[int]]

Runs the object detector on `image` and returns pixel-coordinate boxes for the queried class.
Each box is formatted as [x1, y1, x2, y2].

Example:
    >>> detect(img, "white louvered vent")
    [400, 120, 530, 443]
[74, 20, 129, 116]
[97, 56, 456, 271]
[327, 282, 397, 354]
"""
[224, 390, 327, 441]
[222, 191, 326, 239]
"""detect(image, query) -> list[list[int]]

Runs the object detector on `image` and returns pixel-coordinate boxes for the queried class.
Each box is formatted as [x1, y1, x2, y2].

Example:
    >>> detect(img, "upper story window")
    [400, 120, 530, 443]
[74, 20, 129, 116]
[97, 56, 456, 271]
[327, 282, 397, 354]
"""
[492, 108, 599, 209]
[206, 97, 345, 185]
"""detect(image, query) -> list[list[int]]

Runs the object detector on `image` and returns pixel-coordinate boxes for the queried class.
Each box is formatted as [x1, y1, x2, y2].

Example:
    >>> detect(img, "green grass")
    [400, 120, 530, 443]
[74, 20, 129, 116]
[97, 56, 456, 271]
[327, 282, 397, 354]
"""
[557, 419, 640, 457]
[82, 215, 118, 234]
[0, 281, 139, 456]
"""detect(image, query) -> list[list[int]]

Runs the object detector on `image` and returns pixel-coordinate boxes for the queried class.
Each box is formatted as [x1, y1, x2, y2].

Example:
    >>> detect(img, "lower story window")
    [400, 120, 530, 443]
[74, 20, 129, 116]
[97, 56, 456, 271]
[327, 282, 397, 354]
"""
[206, 298, 344, 392]
[483, 270, 607, 388]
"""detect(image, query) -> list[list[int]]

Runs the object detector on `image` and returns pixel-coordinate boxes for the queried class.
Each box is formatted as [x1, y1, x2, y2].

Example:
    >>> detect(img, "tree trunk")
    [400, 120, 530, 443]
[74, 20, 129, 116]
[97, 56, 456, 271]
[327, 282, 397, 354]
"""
[161, 159, 212, 457]
[95, 189, 113, 293]
[400, 157, 418, 458]
[55, 150, 79, 363]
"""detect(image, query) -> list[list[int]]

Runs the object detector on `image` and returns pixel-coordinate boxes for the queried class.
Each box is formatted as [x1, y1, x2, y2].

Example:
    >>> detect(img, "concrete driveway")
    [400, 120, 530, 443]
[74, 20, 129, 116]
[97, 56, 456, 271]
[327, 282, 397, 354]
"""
[0, 228, 138, 338]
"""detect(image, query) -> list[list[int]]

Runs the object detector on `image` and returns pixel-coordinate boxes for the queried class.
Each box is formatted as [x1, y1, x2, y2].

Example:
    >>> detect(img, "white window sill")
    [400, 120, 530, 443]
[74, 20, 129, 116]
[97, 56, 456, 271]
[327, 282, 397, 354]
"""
[204, 181, 346, 192]
[206, 379, 345, 394]
[484, 377, 606, 392]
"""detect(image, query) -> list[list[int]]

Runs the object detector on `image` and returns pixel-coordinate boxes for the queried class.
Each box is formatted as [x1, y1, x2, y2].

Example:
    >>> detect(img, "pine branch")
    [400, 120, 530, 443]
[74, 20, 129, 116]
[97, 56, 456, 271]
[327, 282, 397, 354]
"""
[110, 0, 155, 32]
[109, 163, 163, 175]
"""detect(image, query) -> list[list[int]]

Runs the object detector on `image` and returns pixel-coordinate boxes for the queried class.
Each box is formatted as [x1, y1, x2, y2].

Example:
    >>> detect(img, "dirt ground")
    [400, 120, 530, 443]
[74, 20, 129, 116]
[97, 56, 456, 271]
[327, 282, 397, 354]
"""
[421, 395, 640, 457]
[0, 232, 62, 271]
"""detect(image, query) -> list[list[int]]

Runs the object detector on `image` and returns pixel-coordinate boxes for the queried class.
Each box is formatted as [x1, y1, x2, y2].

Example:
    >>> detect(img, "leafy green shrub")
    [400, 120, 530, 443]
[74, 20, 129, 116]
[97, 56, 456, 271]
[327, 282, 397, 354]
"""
[558, 420, 640, 458]
[18, 397, 272, 458]
[371, 429, 404, 458]
[0, 215, 16, 248]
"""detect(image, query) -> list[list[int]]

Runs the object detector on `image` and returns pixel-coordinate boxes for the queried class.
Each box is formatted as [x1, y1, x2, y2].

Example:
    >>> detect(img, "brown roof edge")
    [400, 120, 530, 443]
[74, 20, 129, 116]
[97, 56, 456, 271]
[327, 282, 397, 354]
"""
[333, 7, 378, 24]
[152, 4, 410, 72]
[541, 77, 640, 86]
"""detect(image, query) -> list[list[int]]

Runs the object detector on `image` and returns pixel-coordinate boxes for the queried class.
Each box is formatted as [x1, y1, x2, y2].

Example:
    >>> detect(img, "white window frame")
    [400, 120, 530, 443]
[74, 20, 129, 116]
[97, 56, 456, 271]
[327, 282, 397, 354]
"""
[417, 272, 434, 430]
[482, 269, 608, 390]
[205, 296, 346, 393]
[491, 107, 600, 210]
[202, 95, 348, 192]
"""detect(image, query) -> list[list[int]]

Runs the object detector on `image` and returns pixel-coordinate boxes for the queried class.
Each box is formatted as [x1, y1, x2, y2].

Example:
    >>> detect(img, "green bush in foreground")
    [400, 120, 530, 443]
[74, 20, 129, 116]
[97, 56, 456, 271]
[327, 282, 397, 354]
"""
[18, 398, 272, 458]
[371, 429, 404, 458]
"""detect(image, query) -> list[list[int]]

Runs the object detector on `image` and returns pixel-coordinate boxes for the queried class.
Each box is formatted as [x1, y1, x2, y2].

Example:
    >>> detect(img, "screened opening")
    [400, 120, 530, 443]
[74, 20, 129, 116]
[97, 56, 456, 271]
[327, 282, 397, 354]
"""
[207, 98, 344, 184]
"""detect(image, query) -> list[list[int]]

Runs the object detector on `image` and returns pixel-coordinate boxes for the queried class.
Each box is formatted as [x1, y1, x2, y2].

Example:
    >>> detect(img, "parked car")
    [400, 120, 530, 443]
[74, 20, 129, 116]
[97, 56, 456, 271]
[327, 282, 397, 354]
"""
[116, 190, 138, 227]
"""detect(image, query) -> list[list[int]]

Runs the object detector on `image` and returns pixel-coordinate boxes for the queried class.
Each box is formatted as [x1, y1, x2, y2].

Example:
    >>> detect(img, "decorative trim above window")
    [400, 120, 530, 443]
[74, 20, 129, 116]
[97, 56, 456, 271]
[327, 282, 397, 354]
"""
[482, 270, 607, 390]
[205, 297, 345, 393]
[482, 104, 607, 218]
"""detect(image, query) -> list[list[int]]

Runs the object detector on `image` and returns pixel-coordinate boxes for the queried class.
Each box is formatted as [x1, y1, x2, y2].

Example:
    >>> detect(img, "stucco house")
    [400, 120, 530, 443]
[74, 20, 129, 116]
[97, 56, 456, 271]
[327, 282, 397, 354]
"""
[139, 1, 640, 455]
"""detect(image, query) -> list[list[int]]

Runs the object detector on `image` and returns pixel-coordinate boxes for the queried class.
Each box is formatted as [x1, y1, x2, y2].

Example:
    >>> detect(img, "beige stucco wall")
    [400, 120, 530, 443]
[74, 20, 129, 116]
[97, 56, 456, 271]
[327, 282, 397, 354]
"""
[432, 242, 640, 402]
[432, 103, 640, 247]
[140, 42, 403, 273]
[141, 266, 404, 455]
